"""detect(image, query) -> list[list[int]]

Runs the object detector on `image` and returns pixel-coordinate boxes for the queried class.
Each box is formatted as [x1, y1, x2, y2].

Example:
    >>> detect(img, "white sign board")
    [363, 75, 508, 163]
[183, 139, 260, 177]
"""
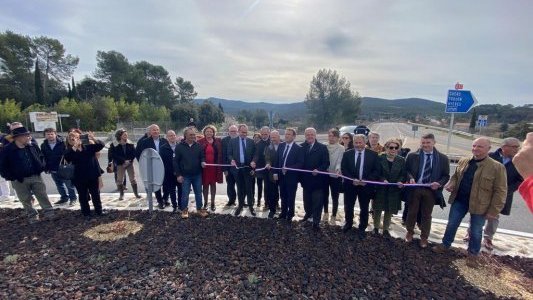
[138, 148, 165, 212]
[29, 112, 58, 131]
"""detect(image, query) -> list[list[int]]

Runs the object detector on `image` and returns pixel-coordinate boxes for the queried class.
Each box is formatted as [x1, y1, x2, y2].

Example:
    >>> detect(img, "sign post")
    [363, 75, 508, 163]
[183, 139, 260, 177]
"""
[139, 148, 165, 212]
[445, 86, 477, 153]
[412, 125, 418, 138]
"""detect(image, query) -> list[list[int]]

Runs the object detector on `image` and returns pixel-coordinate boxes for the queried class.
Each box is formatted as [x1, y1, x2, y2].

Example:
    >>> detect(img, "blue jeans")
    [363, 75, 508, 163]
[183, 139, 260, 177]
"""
[442, 200, 486, 255]
[181, 174, 202, 210]
[51, 172, 77, 200]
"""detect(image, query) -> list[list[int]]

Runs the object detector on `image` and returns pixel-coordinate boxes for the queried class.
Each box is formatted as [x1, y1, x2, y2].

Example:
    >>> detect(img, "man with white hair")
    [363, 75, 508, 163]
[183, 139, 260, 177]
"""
[136, 124, 168, 209]
[480, 137, 523, 250]
[433, 137, 507, 266]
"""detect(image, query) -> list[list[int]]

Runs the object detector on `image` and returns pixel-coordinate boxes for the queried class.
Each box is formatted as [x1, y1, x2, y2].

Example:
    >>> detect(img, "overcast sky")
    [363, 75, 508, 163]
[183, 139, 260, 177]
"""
[1, 0, 532, 105]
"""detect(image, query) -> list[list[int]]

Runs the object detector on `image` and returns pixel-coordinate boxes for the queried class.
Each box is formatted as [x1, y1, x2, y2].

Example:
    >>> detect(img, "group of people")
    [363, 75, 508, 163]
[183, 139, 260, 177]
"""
[1, 120, 532, 262]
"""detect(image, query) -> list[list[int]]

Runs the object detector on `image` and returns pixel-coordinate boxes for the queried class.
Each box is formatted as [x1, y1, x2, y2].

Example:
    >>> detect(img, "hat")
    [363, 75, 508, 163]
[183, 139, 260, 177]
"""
[11, 126, 31, 137]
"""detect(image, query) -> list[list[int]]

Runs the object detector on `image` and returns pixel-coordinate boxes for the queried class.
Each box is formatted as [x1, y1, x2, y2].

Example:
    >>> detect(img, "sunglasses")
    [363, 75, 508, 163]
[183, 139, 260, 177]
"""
[388, 146, 399, 150]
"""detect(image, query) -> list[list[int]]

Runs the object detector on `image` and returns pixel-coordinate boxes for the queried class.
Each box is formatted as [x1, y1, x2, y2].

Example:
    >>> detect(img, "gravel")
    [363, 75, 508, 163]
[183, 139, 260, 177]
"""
[0, 208, 531, 299]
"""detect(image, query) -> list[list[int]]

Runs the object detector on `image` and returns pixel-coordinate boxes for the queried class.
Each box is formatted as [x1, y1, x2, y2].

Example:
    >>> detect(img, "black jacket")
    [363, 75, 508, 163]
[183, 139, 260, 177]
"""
[110, 142, 137, 166]
[160, 142, 177, 178]
[221, 135, 234, 172]
[136, 137, 168, 160]
[341, 148, 380, 185]
[64, 142, 105, 183]
[405, 148, 450, 207]
[275, 142, 304, 185]
[300, 141, 330, 191]
[40, 137, 68, 172]
[489, 148, 524, 215]
[0, 142, 45, 182]
[173, 141, 205, 177]
[254, 139, 270, 178]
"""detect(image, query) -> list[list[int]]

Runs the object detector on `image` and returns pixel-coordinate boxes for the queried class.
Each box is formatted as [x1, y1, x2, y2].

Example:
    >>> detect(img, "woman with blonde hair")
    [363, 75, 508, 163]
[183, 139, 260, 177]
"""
[373, 138, 406, 236]
[197, 125, 223, 211]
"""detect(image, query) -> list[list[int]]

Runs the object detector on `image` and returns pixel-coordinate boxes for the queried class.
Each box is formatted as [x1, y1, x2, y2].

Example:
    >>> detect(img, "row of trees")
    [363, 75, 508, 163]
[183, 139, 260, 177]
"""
[0, 98, 224, 132]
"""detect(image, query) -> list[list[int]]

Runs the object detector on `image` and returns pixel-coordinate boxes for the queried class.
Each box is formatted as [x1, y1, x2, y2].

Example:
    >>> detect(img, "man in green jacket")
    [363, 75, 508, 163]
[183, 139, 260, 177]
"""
[433, 137, 507, 265]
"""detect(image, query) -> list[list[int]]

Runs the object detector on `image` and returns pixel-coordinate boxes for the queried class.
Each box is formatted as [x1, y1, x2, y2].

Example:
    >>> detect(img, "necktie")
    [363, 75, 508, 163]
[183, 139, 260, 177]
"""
[355, 151, 362, 179]
[240, 138, 246, 164]
[308, 143, 313, 153]
[422, 153, 432, 183]
[282, 144, 290, 167]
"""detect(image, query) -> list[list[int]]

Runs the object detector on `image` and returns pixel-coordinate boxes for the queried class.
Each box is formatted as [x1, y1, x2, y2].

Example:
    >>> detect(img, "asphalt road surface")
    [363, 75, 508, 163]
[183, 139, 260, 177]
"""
[37, 122, 532, 234]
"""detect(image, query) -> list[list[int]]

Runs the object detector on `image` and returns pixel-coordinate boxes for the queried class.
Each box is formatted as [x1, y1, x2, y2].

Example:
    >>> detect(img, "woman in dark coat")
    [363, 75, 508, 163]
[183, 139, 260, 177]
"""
[373, 138, 406, 236]
[111, 129, 141, 200]
[64, 130, 105, 220]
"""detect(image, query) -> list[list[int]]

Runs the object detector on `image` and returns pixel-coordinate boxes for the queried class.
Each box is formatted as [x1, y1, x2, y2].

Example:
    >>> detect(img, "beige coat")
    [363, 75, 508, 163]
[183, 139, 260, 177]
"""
[448, 156, 507, 216]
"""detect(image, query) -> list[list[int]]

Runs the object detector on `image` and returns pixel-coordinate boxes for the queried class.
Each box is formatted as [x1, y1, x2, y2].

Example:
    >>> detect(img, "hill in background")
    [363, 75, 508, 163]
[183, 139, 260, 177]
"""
[195, 97, 446, 120]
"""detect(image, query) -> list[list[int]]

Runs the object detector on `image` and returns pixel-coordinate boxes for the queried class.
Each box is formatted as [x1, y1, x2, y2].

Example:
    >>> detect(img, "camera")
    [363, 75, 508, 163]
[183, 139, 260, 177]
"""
[80, 133, 90, 145]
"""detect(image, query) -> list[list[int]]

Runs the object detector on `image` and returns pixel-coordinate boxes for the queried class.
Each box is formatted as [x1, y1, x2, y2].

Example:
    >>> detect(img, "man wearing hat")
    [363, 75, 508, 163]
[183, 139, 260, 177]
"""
[0, 126, 55, 223]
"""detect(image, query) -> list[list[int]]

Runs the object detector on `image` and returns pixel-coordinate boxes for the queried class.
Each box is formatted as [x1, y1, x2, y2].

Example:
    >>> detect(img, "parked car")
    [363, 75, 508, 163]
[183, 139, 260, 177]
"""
[339, 125, 370, 136]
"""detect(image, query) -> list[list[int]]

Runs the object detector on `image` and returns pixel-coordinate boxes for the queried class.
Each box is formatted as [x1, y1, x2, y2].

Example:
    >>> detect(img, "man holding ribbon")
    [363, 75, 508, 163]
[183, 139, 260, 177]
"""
[404, 133, 450, 248]
[341, 134, 380, 239]
[228, 124, 257, 216]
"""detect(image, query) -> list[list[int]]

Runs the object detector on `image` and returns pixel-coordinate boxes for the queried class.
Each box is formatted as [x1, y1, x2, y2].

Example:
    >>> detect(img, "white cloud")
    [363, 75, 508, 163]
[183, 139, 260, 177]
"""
[1, 0, 532, 105]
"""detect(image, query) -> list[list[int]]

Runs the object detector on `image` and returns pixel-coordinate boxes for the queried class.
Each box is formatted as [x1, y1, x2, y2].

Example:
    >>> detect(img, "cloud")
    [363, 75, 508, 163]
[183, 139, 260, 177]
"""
[0, 0, 532, 105]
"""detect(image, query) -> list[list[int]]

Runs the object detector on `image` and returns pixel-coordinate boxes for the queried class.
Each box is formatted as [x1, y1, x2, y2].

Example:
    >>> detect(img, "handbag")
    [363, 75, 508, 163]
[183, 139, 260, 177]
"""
[57, 156, 75, 180]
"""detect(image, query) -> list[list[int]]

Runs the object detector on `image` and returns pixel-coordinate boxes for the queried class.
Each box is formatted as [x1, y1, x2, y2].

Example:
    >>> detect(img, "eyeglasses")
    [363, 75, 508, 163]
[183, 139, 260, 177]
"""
[388, 146, 399, 150]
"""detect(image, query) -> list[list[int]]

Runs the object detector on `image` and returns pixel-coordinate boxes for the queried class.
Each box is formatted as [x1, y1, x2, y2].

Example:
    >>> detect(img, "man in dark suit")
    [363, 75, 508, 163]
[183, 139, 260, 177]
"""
[482, 137, 523, 250]
[222, 125, 238, 206]
[404, 133, 450, 248]
[228, 124, 257, 216]
[254, 126, 271, 209]
[135, 124, 169, 209]
[275, 128, 304, 222]
[264, 130, 281, 218]
[301, 127, 330, 230]
[341, 134, 379, 239]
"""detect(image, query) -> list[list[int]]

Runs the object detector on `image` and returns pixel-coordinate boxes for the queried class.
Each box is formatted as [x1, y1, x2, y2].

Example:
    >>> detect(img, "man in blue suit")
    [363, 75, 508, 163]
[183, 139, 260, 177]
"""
[228, 124, 257, 216]
[275, 128, 304, 222]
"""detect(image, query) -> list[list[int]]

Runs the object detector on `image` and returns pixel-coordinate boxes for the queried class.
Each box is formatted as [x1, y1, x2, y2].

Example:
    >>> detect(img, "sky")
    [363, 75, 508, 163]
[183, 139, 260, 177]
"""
[1, 0, 532, 105]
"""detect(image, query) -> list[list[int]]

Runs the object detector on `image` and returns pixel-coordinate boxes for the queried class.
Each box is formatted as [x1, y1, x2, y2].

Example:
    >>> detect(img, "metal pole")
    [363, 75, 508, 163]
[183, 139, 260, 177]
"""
[58, 116, 63, 133]
[446, 113, 455, 154]
[146, 152, 154, 212]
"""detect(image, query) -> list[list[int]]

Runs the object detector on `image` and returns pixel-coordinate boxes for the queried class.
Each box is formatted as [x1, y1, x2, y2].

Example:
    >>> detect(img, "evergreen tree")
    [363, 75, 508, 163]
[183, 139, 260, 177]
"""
[34, 60, 44, 104]
[71, 77, 78, 100]
[67, 83, 72, 99]
[469, 108, 478, 133]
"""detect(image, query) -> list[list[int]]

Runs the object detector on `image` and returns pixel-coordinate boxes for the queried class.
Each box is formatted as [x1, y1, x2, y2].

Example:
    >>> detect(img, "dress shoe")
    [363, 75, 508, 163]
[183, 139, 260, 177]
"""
[383, 230, 391, 238]
[172, 207, 177, 213]
[312, 224, 320, 232]
[483, 238, 494, 251]
[373, 228, 379, 235]
[165, 201, 171, 207]
[54, 198, 69, 205]
[358, 231, 367, 240]
[69, 199, 78, 206]
[301, 215, 310, 222]
[431, 244, 448, 254]
[249, 208, 256, 216]
[419, 238, 429, 248]
[181, 209, 189, 219]
[405, 232, 414, 242]
[267, 212, 275, 219]
[234, 206, 243, 216]
[225, 201, 236, 207]
[342, 225, 352, 233]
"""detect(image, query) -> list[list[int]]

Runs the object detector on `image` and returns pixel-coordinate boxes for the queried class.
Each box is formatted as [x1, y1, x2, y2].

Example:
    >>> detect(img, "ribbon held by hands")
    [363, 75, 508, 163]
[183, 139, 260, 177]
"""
[204, 163, 431, 188]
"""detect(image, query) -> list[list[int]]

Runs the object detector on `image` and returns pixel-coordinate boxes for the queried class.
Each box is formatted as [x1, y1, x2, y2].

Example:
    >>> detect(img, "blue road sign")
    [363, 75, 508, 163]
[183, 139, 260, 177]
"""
[445, 90, 477, 113]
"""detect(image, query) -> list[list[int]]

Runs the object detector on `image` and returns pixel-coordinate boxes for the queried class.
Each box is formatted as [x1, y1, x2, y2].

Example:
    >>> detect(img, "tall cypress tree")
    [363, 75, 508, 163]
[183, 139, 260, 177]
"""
[34, 60, 44, 104]
[469, 108, 478, 133]
[67, 83, 72, 99]
[71, 77, 78, 100]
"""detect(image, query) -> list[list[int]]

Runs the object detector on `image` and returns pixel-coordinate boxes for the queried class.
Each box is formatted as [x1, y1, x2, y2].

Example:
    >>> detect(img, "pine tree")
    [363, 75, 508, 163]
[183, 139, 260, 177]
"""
[218, 102, 224, 113]
[34, 60, 44, 104]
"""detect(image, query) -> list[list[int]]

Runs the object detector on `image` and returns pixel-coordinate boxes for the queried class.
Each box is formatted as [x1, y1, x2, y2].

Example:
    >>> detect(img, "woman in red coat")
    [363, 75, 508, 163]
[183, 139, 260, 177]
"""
[198, 125, 223, 211]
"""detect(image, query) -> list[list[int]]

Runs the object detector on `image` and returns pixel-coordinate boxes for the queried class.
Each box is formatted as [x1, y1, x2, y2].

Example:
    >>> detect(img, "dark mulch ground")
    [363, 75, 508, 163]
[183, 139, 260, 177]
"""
[0, 208, 531, 299]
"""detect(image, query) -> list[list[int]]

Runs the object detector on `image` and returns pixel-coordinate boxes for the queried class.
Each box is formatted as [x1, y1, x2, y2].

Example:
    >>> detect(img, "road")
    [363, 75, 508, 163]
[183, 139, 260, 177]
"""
[37, 122, 532, 233]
